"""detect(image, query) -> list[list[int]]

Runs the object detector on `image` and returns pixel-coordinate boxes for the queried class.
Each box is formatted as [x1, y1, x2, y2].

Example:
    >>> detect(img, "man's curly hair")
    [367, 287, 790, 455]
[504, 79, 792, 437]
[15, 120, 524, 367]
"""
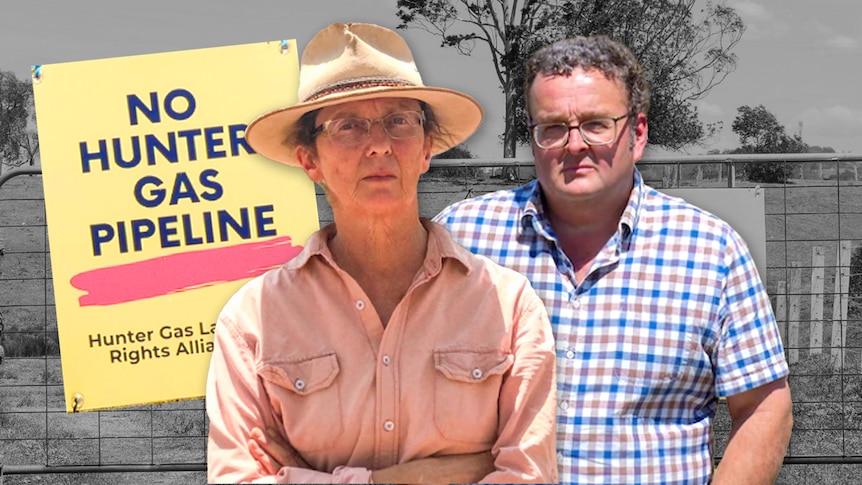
[524, 35, 651, 130]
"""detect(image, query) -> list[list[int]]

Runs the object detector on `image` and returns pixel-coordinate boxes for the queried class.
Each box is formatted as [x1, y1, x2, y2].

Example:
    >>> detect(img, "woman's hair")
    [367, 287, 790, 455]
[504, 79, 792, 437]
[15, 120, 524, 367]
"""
[524, 35, 650, 138]
[289, 100, 444, 153]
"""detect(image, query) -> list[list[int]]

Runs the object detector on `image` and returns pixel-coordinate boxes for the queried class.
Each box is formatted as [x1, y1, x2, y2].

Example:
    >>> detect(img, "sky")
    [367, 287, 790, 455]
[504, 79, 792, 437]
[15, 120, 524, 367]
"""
[1, 0, 861, 158]
[694, 0, 862, 154]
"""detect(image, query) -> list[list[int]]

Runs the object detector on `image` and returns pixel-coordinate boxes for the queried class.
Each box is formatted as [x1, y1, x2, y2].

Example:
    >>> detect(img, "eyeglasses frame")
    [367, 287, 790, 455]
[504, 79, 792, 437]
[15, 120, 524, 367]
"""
[528, 113, 633, 149]
[311, 110, 427, 145]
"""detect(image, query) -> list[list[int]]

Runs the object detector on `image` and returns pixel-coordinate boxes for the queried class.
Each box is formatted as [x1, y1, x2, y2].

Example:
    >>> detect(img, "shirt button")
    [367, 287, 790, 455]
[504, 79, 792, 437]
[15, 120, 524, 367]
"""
[294, 379, 306, 391]
[355, 300, 365, 310]
[557, 451, 564, 461]
[565, 350, 575, 359]
[572, 300, 581, 309]
[559, 401, 569, 410]
[382, 355, 391, 366]
[471, 368, 484, 379]
[383, 420, 395, 432]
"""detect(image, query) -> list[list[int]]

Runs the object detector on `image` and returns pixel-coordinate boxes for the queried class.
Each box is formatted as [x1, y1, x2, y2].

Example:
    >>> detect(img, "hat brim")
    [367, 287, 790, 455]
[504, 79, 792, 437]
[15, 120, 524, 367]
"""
[245, 86, 483, 167]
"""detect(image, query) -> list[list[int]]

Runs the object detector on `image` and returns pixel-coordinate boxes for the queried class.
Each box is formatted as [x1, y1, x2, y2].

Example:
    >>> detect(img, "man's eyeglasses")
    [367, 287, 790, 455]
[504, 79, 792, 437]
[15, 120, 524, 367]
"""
[529, 113, 630, 149]
[313, 110, 426, 146]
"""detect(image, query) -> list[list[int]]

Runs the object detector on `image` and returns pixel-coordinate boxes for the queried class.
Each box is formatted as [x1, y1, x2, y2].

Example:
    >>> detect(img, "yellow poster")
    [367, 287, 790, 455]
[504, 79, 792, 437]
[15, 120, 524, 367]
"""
[32, 41, 318, 412]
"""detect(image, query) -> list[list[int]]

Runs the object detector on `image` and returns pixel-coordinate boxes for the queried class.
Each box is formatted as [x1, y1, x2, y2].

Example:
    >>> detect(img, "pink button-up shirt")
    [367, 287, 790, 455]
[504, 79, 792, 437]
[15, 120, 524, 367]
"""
[206, 221, 557, 483]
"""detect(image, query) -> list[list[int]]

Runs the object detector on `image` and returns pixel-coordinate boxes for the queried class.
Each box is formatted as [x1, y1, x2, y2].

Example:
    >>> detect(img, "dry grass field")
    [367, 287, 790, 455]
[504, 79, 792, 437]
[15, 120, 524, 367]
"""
[2, 162, 862, 483]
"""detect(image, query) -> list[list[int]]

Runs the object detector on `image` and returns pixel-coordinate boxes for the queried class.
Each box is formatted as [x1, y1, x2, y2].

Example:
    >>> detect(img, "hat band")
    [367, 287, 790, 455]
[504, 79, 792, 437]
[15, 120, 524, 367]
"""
[305, 77, 417, 102]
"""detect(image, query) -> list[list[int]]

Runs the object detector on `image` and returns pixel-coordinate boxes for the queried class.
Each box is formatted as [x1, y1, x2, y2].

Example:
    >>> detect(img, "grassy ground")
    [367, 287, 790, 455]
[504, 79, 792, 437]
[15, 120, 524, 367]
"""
[2, 166, 862, 483]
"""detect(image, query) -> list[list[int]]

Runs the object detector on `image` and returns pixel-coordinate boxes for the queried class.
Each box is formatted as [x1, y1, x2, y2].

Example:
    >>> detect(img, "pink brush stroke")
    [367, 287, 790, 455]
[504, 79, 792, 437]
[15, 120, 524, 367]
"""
[70, 236, 303, 307]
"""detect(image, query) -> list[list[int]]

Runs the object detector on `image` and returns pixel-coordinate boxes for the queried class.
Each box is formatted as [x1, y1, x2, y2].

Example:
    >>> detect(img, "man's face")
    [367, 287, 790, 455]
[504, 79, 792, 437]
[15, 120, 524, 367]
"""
[527, 68, 647, 212]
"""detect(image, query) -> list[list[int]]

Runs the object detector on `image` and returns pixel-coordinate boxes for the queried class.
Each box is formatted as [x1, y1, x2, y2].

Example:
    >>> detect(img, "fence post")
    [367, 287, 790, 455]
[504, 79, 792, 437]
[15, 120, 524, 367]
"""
[788, 262, 802, 365]
[775, 280, 787, 347]
[809, 247, 825, 355]
[830, 241, 852, 370]
[726, 160, 735, 188]
[662, 166, 675, 188]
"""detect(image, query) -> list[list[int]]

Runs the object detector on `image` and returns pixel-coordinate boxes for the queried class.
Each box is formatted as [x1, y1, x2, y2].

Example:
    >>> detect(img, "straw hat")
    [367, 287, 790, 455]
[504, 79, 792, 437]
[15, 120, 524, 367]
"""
[245, 22, 483, 167]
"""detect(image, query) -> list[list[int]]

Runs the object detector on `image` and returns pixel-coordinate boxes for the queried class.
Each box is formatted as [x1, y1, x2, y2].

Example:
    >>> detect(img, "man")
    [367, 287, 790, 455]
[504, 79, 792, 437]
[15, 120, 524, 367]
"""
[434, 35, 792, 485]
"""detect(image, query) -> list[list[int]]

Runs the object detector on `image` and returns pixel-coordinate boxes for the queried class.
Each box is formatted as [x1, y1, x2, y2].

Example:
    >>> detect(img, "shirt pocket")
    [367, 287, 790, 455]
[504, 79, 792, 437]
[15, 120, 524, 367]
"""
[258, 351, 344, 452]
[433, 349, 514, 444]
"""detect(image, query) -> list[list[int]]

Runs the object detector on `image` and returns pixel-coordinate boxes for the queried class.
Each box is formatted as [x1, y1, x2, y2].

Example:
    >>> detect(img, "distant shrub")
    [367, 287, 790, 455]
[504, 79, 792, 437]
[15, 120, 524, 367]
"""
[431, 143, 481, 179]
[742, 161, 792, 184]
[0, 399, 11, 429]
[429, 165, 481, 180]
[2, 332, 60, 357]
[839, 169, 858, 181]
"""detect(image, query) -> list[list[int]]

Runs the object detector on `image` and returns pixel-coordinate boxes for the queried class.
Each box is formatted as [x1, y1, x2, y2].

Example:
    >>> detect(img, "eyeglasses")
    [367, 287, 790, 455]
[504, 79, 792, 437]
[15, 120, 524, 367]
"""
[529, 114, 630, 149]
[313, 110, 426, 146]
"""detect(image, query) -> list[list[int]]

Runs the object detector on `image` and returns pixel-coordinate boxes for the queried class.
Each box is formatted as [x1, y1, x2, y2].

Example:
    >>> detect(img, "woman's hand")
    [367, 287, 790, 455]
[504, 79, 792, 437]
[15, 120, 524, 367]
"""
[248, 426, 310, 474]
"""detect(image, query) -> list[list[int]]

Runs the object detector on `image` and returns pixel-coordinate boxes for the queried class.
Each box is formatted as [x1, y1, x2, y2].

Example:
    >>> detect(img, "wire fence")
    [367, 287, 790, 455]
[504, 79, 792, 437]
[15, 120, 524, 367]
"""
[1, 153, 862, 484]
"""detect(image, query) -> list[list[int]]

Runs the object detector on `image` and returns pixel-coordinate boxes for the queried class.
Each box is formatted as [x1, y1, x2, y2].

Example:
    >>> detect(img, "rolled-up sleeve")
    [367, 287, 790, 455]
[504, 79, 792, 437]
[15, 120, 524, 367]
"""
[482, 290, 558, 483]
[206, 307, 372, 484]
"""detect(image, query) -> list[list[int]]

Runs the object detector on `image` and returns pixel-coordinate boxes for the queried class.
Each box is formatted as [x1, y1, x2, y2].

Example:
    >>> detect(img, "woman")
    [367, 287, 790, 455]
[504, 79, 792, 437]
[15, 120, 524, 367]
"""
[206, 22, 557, 484]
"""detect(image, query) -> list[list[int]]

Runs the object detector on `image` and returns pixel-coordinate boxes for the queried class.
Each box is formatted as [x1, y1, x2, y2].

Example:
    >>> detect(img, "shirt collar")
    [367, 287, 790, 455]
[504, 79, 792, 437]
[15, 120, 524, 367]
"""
[422, 218, 474, 275]
[519, 179, 556, 241]
[517, 170, 644, 248]
[287, 219, 473, 275]
[286, 224, 335, 270]
[620, 168, 643, 240]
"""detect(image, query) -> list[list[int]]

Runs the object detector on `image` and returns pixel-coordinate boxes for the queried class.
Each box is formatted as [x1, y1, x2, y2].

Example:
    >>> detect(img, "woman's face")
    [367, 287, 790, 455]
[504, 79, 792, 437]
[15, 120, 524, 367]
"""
[295, 97, 432, 217]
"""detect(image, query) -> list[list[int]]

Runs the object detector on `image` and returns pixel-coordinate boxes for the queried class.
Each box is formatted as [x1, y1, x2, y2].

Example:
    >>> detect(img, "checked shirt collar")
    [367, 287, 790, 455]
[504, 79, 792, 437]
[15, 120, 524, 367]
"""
[515, 169, 644, 285]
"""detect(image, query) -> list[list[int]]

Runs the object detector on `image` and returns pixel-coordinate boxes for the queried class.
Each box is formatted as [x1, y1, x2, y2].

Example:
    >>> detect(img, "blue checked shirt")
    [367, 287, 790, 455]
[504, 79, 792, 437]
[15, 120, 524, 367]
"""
[434, 169, 789, 485]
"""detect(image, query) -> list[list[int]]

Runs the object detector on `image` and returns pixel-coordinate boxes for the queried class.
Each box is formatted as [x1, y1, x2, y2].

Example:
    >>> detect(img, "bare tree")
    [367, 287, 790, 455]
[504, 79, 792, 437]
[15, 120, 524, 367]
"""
[397, 0, 555, 158]
[396, 0, 744, 156]
[0, 70, 39, 174]
[12, 115, 40, 167]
